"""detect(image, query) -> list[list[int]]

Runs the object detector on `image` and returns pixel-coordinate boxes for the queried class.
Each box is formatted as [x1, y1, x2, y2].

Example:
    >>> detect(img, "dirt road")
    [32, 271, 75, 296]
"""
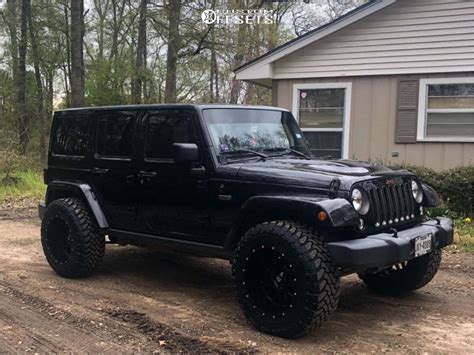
[0, 206, 473, 353]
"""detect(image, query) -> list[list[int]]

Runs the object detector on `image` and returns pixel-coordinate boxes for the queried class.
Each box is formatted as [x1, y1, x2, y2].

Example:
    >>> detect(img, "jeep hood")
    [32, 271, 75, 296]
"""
[230, 158, 412, 190]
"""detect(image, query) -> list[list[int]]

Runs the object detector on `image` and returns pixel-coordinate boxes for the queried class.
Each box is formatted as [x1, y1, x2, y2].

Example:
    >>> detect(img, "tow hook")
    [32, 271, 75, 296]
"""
[389, 228, 399, 238]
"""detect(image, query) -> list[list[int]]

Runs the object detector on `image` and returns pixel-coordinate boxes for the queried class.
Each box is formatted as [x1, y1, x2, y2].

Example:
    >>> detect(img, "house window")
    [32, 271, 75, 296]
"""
[418, 78, 474, 142]
[293, 83, 351, 159]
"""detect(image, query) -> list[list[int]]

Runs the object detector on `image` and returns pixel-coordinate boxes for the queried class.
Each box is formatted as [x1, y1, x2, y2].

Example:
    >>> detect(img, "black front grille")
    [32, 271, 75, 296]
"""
[368, 182, 416, 227]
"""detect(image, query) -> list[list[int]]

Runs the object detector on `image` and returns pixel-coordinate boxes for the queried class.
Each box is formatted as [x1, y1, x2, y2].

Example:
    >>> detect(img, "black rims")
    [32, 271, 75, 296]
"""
[233, 221, 340, 338]
[41, 198, 105, 278]
[45, 216, 72, 264]
[245, 247, 297, 315]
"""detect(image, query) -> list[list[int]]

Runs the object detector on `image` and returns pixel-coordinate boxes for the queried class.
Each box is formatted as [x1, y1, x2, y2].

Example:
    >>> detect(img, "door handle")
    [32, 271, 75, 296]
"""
[92, 167, 109, 175]
[137, 171, 157, 178]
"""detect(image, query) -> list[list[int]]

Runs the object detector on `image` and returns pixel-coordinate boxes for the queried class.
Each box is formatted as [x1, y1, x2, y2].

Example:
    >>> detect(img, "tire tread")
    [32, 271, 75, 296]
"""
[232, 221, 340, 338]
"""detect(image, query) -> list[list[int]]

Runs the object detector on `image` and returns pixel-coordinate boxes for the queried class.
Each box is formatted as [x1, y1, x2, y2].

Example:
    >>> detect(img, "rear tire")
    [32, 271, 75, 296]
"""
[359, 250, 442, 295]
[41, 198, 105, 278]
[232, 221, 340, 338]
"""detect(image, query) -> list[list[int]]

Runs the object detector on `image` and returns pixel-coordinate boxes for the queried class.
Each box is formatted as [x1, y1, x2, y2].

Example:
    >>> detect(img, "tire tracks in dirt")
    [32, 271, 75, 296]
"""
[105, 308, 256, 353]
[0, 278, 255, 353]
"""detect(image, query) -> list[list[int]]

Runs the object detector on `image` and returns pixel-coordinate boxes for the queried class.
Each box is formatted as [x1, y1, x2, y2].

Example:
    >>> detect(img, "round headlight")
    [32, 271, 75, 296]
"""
[352, 188, 369, 215]
[411, 180, 423, 203]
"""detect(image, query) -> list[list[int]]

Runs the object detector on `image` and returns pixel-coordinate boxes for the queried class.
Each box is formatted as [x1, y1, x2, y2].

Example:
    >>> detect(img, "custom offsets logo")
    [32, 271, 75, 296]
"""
[201, 9, 276, 25]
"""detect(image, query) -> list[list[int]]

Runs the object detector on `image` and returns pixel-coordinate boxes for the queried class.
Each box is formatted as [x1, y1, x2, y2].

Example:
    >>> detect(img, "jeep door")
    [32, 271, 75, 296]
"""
[134, 108, 211, 242]
[88, 110, 139, 230]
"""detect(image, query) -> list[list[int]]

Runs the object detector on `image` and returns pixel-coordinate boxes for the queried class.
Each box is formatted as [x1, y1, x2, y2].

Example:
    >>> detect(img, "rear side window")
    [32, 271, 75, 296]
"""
[145, 111, 198, 159]
[52, 115, 89, 156]
[97, 112, 135, 158]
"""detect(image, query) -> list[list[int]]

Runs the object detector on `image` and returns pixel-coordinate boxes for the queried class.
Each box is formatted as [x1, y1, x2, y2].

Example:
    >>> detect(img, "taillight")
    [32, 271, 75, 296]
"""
[43, 169, 48, 184]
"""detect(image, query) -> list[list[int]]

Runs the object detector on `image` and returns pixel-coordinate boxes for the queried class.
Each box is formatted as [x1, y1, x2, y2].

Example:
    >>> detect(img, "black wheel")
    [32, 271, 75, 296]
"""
[359, 250, 442, 295]
[232, 221, 340, 338]
[41, 198, 105, 278]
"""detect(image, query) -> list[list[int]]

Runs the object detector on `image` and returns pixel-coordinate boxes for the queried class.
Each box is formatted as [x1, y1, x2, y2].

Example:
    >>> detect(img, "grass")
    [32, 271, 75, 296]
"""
[0, 170, 46, 202]
[0, 170, 473, 252]
[450, 219, 474, 253]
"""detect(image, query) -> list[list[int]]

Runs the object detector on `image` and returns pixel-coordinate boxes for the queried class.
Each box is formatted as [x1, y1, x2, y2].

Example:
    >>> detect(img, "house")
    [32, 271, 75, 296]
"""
[234, 0, 474, 171]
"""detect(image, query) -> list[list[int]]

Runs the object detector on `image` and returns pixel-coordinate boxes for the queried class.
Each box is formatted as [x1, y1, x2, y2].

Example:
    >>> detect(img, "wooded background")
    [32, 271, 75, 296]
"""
[0, 0, 363, 162]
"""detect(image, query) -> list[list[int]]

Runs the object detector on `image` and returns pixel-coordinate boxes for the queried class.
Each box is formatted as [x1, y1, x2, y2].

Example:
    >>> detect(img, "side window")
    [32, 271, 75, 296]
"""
[52, 115, 89, 156]
[97, 112, 134, 158]
[145, 111, 198, 159]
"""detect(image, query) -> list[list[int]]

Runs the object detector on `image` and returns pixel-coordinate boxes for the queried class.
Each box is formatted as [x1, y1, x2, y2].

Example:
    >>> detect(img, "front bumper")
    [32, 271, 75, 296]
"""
[327, 217, 453, 269]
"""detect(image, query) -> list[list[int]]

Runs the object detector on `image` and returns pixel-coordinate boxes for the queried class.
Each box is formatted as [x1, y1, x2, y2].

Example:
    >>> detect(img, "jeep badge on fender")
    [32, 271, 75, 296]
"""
[38, 104, 453, 338]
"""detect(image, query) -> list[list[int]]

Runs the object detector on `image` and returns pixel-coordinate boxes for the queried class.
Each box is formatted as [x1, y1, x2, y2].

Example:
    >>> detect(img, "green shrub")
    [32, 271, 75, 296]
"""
[0, 170, 45, 201]
[396, 165, 474, 217]
[0, 149, 21, 183]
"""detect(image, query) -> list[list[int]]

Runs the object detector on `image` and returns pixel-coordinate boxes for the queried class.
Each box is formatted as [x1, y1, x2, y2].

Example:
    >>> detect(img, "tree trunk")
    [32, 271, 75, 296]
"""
[27, 1, 46, 162]
[63, 1, 71, 107]
[132, 0, 147, 104]
[70, 0, 85, 107]
[6, 0, 19, 94]
[164, 0, 181, 103]
[17, 0, 29, 153]
[6, 0, 19, 145]
[229, 23, 246, 104]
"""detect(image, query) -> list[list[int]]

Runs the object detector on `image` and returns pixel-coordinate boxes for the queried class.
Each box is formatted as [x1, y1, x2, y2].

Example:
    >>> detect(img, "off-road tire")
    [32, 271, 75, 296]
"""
[359, 250, 442, 295]
[232, 221, 340, 338]
[41, 198, 105, 278]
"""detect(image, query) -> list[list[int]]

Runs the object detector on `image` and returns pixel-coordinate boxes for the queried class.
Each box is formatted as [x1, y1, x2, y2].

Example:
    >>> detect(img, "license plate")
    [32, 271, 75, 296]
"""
[415, 233, 432, 257]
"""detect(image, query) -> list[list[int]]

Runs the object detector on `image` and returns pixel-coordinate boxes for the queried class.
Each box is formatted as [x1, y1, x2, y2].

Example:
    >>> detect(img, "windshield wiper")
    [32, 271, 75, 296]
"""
[220, 149, 269, 160]
[264, 147, 310, 159]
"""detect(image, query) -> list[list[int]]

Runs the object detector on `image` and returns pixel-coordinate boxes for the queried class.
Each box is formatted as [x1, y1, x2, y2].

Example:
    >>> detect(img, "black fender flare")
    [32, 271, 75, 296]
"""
[223, 195, 359, 250]
[46, 181, 109, 229]
[422, 183, 441, 207]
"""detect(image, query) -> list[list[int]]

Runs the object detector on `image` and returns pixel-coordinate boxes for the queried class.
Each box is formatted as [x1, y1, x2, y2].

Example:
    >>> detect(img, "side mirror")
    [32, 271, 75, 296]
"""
[173, 143, 199, 164]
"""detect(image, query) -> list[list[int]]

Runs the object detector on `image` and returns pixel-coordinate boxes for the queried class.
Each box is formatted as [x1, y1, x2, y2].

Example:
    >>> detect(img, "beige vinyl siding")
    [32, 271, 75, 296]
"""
[273, 0, 474, 79]
[274, 73, 474, 171]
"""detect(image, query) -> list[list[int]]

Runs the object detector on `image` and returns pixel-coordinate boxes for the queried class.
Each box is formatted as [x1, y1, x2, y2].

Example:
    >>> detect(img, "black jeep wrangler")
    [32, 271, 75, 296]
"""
[39, 104, 453, 338]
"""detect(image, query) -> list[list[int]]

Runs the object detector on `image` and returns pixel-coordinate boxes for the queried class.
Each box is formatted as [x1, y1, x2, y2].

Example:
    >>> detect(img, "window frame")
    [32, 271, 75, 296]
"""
[292, 82, 352, 159]
[51, 114, 90, 159]
[143, 109, 200, 163]
[95, 111, 136, 161]
[417, 77, 474, 143]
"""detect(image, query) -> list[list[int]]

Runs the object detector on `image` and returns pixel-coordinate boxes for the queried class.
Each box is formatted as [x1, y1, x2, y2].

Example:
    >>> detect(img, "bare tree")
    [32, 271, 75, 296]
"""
[164, 0, 182, 103]
[27, 0, 47, 161]
[17, 0, 29, 153]
[70, 0, 85, 107]
[132, 0, 147, 104]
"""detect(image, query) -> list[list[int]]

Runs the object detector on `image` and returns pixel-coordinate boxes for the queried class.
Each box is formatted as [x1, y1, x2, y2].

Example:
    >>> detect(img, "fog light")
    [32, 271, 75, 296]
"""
[420, 206, 424, 215]
[358, 218, 365, 230]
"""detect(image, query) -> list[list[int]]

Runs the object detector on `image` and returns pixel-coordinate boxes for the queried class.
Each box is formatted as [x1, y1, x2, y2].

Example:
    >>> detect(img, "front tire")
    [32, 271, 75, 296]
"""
[41, 198, 105, 278]
[359, 250, 442, 295]
[232, 221, 340, 338]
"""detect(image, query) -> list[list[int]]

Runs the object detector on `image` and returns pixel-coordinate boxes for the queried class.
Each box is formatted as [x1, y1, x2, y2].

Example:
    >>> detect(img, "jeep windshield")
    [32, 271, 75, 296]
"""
[202, 108, 311, 162]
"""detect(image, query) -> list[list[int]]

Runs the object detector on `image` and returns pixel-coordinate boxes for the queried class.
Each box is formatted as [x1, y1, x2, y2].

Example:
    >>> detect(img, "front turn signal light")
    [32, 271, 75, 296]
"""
[317, 211, 328, 222]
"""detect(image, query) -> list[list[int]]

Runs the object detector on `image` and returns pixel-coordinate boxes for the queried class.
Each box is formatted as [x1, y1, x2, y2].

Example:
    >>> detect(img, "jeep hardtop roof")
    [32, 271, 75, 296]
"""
[55, 104, 289, 113]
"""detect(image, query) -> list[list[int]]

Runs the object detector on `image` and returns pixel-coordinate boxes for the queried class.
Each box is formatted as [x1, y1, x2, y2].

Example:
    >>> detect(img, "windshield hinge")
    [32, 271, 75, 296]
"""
[329, 178, 341, 198]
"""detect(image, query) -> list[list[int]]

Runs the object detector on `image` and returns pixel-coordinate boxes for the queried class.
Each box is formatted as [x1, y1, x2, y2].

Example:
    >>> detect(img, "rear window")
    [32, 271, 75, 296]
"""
[97, 112, 135, 158]
[52, 115, 89, 156]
